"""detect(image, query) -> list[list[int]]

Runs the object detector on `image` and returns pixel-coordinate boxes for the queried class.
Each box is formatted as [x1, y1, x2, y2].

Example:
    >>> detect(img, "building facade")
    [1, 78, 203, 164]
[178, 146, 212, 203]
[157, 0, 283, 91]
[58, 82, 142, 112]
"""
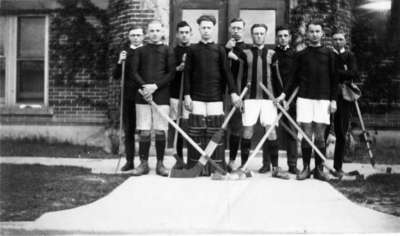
[0, 0, 357, 147]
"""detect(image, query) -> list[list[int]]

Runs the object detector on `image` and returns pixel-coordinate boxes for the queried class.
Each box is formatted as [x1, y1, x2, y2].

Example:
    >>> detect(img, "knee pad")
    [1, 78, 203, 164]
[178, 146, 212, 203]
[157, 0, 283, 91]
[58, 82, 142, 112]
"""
[206, 115, 225, 139]
[155, 132, 166, 141]
[139, 133, 151, 142]
[188, 114, 206, 137]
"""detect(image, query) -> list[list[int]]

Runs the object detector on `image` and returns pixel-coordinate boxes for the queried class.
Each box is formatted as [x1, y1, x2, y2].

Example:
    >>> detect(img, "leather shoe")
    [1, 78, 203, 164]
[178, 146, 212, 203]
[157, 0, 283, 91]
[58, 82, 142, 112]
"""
[296, 166, 311, 180]
[132, 161, 150, 176]
[156, 161, 169, 177]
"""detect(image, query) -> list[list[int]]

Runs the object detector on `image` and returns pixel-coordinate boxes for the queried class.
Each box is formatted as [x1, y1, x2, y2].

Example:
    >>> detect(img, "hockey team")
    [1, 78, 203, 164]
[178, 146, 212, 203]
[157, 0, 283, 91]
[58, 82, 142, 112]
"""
[113, 15, 359, 181]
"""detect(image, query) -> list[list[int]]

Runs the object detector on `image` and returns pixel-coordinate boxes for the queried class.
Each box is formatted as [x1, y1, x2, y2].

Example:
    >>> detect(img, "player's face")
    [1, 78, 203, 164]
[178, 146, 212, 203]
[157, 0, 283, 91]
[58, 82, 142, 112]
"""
[307, 24, 323, 45]
[199, 21, 214, 41]
[252, 27, 266, 46]
[177, 26, 192, 45]
[277, 29, 291, 47]
[148, 22, 163, 43]
[128, 28, 144, 47]
[230, 21, 244, 41]
[333, 33, 346, 50]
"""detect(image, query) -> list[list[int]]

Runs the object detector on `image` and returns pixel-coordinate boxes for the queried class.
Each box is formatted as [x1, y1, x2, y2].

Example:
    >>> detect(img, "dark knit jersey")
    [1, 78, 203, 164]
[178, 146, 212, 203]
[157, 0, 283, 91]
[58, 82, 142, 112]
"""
[184, 42, 238, 102]
[170, 45, 190, 99]
[285, 46, 338, 100]
[242, 46, 279, 99]
[227, 41, 248, 92]
[131, 44, 175, 105]
[113, 46, 138, 101]
[335, 50, 358, 84]
[271, 46, 296, 95]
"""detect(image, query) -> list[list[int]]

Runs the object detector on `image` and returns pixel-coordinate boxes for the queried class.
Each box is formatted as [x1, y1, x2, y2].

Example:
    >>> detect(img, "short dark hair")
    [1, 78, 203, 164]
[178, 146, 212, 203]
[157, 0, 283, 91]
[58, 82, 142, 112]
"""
[128, 26, 145, 34]
[306, 20, 324, 31]
[230, 18, 245, 27]
[176, 21, 192, 32]
[197, 15, 216, 25]
[251, 23, 268, 34]
[332, 29, 346, 36]
[276, 25, 291, 34]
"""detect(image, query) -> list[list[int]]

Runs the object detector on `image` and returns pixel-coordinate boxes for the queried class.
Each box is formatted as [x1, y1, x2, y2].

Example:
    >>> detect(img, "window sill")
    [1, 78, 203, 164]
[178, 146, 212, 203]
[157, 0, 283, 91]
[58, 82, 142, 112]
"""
[0, 105, 53, 116]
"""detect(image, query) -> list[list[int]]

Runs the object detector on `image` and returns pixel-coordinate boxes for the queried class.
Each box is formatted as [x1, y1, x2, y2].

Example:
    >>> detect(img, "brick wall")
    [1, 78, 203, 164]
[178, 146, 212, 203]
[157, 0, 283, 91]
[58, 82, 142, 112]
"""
[47, 11, 109, 124]
[107, 0, 156, 126]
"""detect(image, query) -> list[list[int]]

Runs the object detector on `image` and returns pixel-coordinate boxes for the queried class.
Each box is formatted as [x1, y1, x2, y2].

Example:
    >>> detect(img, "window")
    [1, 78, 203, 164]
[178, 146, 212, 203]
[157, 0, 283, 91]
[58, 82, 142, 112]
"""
[1, 15, 48, 106]
[17, 17, 45, 103]
[0, 17, 5, 103]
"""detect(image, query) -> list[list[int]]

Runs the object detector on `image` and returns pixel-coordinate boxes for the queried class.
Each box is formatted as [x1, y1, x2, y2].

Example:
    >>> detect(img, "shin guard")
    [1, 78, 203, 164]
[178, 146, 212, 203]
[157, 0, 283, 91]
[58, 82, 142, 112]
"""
[186, 114, 206, 169]
[205, 115, 226, 174]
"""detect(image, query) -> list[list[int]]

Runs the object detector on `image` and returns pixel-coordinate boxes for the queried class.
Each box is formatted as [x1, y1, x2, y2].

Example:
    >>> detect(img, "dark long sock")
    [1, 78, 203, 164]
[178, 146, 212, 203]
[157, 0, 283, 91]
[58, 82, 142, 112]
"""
[229, 134, 240, 161]
[155, 133, 166, 161]
[240, 138, 251, 166]
[315, 146, 326, 167]
[268, 140, 279, 167]
[177, 133, 183, 158]
[301, 147, 311, 167]
[139, 135, 151, 161]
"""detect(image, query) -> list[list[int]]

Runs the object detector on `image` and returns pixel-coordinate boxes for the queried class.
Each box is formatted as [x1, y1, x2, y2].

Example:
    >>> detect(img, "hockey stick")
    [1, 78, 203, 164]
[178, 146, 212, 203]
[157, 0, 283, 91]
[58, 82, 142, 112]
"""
[115, 60, 126, 173]
[354, 100, 375, 166]
[237, 87, 299, 172]
[170, 84, 250, 178]
[259, 83, 340, 177]
[172, 54, 187, 168]
[169, 84, 250, 178]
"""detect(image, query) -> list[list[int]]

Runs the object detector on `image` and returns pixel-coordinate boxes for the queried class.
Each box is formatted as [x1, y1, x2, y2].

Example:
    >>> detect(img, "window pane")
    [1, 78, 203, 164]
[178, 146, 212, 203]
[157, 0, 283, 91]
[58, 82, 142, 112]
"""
[240, 10, 276, 44]
[182, 9, 219, 43]
[0, 17, 5, 101]
[17, 60, 44, 103]
[0, 57, 4, 100]
[18, 17, 45, 58]
[0, 17, 4, 56]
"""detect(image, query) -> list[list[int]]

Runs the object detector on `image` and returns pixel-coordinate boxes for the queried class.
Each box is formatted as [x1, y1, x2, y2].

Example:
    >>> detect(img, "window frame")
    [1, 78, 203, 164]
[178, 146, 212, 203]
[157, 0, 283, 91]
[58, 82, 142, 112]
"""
[1, 14, 49, 107]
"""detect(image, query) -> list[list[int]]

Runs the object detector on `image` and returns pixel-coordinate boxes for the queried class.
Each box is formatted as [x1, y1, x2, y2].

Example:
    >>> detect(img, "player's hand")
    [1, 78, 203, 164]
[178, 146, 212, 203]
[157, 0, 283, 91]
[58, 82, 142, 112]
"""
[228, 51, 239, 61]
[231, 93, 242, 109]
[176, 62, 185, 71]
[225, 38, 236, 49]
[184, 95, 193, 112]
[276, 93, 286, 102]
[329, 100, 337, 114]
[138, 89, 153, 102]
[118, 51, 127, 64]
[143, 83, 158, 95]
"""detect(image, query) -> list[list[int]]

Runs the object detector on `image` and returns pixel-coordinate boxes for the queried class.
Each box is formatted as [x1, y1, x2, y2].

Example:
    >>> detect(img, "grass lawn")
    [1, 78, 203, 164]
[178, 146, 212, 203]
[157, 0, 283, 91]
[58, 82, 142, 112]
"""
[0, 138, 117, 159]
[0, 164, 129, 221]
[0, 164, 399, 222]
[330, 174, 400, 217]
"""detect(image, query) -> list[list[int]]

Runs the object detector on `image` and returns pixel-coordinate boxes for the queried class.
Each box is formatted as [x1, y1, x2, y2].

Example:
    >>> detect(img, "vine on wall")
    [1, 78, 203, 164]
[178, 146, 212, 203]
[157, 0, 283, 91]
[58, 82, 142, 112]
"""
[51, 0, 110, 86]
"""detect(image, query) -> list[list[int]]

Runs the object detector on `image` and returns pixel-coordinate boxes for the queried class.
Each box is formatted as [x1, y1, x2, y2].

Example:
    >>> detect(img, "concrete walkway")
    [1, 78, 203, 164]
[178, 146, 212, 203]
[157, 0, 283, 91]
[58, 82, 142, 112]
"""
[0, 152, 398, 177]
[1, 154, 400, 234]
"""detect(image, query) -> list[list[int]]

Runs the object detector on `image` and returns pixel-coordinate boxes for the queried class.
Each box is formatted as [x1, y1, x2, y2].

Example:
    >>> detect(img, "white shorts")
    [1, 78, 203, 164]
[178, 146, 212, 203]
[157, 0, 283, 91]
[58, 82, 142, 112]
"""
[136, 104, 170, 131]
[170, 98, 190, 120]
[296, 97, 330, 125]
[242, 99, 277, 127]
[191, 101, 224, 116]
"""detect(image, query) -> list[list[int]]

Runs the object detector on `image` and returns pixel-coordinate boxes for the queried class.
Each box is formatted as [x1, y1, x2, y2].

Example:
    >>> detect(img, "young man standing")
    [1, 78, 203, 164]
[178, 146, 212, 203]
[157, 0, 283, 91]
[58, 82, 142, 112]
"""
[240, 24, 288, 179]
[271, 25, 298, 174]
[330, 30, 359, 174]
[225, 18, 248, 171]
[170, 21, 192, 169]
[184, 15, 241, 175]
[113, 26, 144, 171]
[131, 21, 175, 177]
[277, 21, 338, 181]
